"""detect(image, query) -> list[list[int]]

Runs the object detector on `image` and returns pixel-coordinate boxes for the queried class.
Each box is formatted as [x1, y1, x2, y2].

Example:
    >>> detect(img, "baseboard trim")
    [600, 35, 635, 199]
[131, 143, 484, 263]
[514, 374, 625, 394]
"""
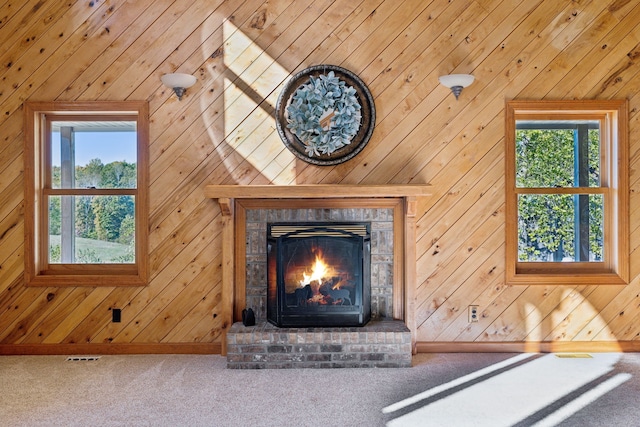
[0, 343, 222, 355]
[416, 341, 640, 353]
[3, 342, 637, 355]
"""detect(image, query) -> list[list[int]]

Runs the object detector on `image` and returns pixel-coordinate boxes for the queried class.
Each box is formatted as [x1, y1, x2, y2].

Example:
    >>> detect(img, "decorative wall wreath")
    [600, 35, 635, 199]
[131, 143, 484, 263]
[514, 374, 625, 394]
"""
[286, 71, 362, 157]
[275, 65, 375, 166]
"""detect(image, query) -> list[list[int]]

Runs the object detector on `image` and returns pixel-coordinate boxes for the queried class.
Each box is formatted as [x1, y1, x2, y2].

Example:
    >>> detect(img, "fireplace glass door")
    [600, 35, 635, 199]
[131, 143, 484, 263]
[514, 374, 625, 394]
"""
[267, 223, 371, 327]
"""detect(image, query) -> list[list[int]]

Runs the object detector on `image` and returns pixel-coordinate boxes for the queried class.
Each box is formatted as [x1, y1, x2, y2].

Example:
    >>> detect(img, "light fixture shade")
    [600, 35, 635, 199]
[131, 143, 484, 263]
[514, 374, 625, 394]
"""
[438, 74, 475, 100]
[161, 73, 197, 100]
[161, 73, 197, 89]
[438, 74, 475, 88]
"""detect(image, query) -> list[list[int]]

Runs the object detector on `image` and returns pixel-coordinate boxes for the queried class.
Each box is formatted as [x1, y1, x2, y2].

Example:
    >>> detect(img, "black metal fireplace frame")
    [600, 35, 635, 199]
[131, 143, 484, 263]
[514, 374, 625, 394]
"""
[267, 222, 371, 328]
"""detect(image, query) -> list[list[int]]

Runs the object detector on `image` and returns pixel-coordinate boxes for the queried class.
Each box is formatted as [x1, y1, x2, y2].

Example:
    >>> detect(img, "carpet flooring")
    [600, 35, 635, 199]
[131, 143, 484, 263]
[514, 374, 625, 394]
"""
[1, 352, 639, 426]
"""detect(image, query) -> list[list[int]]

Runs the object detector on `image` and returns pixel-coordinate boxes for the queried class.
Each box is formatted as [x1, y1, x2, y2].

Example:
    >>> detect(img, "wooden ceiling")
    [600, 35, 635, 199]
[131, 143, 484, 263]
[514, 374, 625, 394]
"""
[1, 0, 640, 352]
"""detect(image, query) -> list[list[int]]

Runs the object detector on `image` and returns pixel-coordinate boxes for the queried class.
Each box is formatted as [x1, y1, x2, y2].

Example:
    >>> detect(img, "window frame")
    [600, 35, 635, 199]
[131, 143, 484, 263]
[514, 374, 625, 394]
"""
[24, 101, 149, 287]
[505, 100, 628, 286]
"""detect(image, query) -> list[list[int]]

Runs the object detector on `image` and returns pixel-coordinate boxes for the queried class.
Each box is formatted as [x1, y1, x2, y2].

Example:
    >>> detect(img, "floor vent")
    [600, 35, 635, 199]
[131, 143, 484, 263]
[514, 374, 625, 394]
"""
[555, 353, 592, 359]
[66, 356, 101, 362]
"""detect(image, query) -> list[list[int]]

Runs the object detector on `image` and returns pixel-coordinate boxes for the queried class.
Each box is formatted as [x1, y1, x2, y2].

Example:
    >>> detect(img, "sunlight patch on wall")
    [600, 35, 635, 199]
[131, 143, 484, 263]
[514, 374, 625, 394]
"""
[223, 20, 289, 104]
[524, 302, 543, 342]
[522, 287, 615, 345]
[263, 148, 297, 184]
[223, 77, 288, 175]
[197, 19, 295, 183]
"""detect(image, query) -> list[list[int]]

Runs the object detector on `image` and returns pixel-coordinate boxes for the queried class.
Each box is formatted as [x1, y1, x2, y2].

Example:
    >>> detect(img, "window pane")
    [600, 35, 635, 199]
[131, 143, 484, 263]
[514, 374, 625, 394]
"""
[51, 121, 137, 189]
[49, 195, 135, 264]
[518, 194, 603, 262]
[515, 121, 600, 188]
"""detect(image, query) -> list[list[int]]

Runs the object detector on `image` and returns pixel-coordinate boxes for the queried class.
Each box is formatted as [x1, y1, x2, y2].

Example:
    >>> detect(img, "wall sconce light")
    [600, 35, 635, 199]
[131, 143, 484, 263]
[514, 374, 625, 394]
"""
[161, 73, 197, 101]
[438, 74, 475, 100]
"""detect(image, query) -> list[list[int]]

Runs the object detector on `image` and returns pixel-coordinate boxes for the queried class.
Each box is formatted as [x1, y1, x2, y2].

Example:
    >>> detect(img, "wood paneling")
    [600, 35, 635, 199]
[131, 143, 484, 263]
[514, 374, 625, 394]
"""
[1, 0, 640, 353]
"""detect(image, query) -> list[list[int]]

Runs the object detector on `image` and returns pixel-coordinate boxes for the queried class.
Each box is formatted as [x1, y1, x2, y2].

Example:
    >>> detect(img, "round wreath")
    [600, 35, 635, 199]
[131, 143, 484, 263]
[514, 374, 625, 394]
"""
[285, 70, 362, 157]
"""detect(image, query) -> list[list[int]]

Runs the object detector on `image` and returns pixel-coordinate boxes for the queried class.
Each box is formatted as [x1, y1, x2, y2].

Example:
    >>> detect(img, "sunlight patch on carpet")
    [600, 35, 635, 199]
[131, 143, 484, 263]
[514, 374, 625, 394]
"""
[385, 353, 625, 427]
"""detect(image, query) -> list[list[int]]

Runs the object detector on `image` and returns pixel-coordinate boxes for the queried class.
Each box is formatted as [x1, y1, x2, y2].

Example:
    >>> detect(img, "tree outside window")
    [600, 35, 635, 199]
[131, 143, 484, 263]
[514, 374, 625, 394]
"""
[505, 100, 628, 286]
[515, 123, 602, 262]
[49, 123, 137, 264]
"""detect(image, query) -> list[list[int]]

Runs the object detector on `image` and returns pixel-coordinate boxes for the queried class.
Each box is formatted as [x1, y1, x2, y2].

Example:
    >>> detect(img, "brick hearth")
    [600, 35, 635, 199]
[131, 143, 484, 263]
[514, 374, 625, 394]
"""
[227, 320, 412, 369]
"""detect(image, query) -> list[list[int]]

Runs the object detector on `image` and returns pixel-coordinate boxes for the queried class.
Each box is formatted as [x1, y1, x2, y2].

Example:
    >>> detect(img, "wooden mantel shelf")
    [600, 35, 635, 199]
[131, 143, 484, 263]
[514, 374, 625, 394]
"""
[204, 184, 431, 200]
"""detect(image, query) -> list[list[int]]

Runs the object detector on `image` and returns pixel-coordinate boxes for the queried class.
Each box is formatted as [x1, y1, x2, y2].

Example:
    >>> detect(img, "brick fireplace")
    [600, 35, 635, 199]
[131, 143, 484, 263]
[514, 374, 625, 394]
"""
[205, 184, 430, 368]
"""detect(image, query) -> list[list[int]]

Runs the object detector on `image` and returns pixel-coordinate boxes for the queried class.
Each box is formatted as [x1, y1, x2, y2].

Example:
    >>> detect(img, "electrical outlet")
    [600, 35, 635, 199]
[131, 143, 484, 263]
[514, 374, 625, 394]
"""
[112, 308, 121, 323]
[468, 305, 479, 323]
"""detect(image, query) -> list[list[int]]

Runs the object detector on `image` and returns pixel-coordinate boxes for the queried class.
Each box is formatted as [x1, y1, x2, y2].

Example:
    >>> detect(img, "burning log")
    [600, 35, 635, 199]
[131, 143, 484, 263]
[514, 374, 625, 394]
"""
[294, 284, 313, 306]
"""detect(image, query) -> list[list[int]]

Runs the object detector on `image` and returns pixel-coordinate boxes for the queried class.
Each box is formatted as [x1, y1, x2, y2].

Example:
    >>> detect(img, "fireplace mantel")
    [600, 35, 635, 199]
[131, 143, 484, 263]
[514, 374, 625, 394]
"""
[204, 183, 431, 199]
[204, 184, 431, 215]
[205, 184, 431, 355]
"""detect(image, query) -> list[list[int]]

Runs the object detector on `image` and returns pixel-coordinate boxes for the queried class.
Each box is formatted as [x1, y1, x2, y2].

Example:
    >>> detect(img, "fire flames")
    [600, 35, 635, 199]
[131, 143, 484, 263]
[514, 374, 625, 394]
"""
[293, 250, 352, 306]
[300, 254, 333, 286]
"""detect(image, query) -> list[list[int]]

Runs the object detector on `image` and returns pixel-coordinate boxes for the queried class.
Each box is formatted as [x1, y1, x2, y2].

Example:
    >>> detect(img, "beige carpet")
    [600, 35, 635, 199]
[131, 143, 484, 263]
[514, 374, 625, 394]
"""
[1, 352, 639, 426]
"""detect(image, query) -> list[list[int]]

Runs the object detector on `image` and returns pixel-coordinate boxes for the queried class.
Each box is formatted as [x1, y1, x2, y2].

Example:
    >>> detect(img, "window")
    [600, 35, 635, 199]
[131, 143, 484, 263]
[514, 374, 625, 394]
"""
[24, 101, 149, 286]
[505, 100, 628, 285]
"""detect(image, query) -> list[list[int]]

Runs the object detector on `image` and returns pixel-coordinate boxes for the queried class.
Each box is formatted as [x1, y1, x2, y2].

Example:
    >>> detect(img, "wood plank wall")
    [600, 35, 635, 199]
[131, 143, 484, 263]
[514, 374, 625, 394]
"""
[1, 0, 640, 353]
